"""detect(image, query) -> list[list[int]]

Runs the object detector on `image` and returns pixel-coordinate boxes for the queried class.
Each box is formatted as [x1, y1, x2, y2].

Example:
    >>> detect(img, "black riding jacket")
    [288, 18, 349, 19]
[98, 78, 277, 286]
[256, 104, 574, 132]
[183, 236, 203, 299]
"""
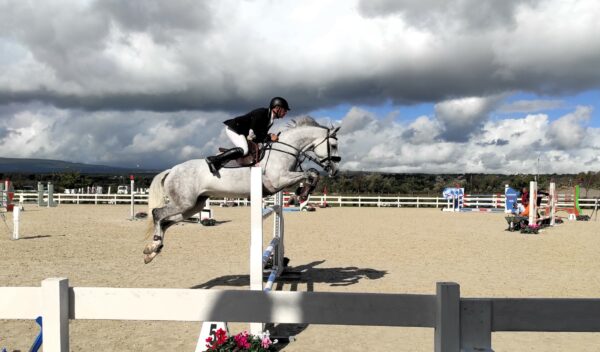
[223, 108, 273, 143]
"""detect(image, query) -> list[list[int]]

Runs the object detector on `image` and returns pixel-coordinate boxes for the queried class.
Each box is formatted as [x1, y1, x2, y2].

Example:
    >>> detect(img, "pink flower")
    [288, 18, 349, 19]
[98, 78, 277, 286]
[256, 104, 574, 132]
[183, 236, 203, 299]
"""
[261, 335, 272, 348]
[215, 328, 228, 345]
[204, 336, 216, 350]
[234, 331, 251, 349]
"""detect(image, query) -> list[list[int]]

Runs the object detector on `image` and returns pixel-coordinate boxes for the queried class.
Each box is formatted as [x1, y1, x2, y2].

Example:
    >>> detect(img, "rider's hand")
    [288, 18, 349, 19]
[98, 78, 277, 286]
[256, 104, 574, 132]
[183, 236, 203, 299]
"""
[270, 133, 279, 142]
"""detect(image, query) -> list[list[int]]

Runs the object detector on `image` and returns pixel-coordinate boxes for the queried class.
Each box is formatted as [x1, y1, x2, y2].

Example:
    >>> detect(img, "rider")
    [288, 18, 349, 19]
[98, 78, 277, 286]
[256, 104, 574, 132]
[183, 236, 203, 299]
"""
[206, 97, 291, 174]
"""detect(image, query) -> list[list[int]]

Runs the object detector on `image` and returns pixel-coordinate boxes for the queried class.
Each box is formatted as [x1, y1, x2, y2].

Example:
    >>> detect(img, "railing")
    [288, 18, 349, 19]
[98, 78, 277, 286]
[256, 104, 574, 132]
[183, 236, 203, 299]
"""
[2, 278, 600, 351]
[10, 192, 600, 210]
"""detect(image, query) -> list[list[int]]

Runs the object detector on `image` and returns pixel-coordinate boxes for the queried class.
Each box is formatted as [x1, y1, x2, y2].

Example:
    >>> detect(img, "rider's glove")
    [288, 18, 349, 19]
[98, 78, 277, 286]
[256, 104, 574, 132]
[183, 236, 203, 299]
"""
[247, 129, 256, 141]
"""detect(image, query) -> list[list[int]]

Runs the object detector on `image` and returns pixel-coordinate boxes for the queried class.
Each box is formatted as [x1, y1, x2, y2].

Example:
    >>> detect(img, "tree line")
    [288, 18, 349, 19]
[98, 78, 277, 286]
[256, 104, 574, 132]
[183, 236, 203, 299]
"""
[317, 171, 600, 197]
[2, 170, 600, 197]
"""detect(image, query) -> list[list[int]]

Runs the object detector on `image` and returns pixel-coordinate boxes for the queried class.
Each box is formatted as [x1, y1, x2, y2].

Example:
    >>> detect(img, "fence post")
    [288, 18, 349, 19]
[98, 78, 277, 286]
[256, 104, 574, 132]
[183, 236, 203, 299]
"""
[42, 278, 70, 352]
[435, 282, 460, 352]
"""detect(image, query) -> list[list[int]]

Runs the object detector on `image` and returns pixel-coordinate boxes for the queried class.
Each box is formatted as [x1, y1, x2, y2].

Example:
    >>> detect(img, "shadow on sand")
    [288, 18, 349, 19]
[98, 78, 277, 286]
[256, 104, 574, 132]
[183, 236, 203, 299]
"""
[14, 235, 54, 240]
[191, 260, 387, 349]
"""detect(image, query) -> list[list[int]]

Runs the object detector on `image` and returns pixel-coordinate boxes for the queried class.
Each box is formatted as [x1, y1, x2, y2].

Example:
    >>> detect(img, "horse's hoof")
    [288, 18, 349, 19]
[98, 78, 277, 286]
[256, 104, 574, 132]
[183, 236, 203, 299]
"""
[143, 241, 162, 255]
[144, 252, 157, 264]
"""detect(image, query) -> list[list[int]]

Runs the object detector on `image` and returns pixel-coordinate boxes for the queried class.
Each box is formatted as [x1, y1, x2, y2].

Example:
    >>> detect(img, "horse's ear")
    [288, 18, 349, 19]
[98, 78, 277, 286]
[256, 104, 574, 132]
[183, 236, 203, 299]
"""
[331, 126, 341, 136]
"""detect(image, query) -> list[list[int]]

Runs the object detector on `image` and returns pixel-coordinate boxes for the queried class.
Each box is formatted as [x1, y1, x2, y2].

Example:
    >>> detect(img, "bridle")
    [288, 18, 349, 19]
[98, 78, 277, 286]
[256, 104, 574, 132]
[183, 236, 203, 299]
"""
[265, 127, 341, 173]
[305, 129, 341, 171]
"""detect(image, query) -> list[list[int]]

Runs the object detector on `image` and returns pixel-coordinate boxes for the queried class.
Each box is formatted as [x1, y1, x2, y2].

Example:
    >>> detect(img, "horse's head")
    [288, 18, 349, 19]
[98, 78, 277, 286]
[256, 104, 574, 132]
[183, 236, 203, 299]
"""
[276, 117, 342, 176]
[311, 126, 341, 176]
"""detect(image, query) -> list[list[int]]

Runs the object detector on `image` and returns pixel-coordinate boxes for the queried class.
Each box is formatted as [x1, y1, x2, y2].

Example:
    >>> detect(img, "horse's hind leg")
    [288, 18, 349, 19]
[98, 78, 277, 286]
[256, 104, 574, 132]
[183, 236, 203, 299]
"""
[184, 196, 208, 220]
[143, 203, 184, 264]
[143, 197, 208, 264]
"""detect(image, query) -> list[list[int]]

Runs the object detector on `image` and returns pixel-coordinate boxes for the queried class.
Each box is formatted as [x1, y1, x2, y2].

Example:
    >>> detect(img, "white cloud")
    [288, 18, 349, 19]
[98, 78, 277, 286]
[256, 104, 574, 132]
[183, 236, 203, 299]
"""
[404, 115, 441, 144]
[434, 95, 503, 141]
[0, 0, 598, 111]
[0, 104, 227, 169]
[546, 106, 592, 149]
[0, 1, 599, 173]
[333, 102, 599, 174]
[339, 107, 379, 134]
[1, 100, 598, 174]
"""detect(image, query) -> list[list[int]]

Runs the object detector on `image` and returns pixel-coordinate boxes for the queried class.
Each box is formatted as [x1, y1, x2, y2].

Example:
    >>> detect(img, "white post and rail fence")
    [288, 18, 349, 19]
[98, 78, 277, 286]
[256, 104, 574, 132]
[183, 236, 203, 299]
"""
[3, 278, 600, 351]
[9, 192, 600, 210]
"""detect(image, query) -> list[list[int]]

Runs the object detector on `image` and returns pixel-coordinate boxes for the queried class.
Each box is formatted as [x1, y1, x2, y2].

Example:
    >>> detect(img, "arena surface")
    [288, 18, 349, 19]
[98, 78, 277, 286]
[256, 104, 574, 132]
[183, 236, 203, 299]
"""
[2, 204, 600, 351]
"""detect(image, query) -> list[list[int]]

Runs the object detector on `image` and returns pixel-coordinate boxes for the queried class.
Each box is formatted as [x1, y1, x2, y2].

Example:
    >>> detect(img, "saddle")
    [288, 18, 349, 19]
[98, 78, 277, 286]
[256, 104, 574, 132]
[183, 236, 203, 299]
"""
[218, 141, 264, 167]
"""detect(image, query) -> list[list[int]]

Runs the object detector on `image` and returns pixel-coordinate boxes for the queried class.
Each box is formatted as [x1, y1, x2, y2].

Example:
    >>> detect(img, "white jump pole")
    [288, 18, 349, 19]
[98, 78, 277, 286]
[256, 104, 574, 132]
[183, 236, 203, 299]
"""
[130, 175, 135, 220]
[529, 181, 536, 225]
[529, 181, 556, 226]
[47, 182, 53, 208]
[250, 167, 263, 293]
[549, 182, 556, 226]
[250, 167, 284, 334]
[197, 167, 284, 348]
[13, 206, 20, 240]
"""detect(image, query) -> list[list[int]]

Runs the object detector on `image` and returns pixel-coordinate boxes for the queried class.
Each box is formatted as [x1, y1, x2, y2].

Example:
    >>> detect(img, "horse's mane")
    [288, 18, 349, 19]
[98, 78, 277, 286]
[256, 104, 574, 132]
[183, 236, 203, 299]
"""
[286, 116, 325, 129]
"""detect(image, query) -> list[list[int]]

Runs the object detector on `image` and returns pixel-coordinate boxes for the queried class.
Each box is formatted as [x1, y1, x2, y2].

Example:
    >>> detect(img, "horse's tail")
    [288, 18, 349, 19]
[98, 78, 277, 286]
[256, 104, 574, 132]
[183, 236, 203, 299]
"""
[145, 169, 170, 239]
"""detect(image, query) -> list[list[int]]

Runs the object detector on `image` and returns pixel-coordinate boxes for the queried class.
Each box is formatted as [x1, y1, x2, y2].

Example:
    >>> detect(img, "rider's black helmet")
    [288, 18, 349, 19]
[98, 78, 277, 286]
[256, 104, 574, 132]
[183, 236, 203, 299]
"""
[269, 97, 290, 111]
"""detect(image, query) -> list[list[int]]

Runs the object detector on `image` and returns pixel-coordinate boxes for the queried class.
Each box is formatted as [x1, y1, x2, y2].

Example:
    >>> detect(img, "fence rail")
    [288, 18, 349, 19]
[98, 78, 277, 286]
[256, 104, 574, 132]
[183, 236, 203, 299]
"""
[10, 192, 600, 210]
[2, 278, 600, 351]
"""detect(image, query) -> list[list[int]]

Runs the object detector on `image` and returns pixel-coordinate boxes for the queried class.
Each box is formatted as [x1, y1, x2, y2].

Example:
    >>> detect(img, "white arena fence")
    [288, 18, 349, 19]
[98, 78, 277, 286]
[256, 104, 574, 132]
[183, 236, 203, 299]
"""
[2, 278, 600, 351]
[11, 192, 600, 210]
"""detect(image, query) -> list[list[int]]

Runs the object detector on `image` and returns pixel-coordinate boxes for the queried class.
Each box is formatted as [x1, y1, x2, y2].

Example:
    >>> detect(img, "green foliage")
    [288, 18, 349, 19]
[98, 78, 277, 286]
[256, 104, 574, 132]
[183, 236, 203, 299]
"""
[0, 172, 155, 192]
[3, 170, 600, 195]
[314, 171, 600, 196]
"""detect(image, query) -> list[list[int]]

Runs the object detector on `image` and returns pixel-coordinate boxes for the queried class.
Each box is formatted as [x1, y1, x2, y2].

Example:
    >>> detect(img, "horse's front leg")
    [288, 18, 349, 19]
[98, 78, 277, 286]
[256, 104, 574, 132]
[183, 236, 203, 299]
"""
[273, 169, 320, 192]
[298, 168, 320, 201]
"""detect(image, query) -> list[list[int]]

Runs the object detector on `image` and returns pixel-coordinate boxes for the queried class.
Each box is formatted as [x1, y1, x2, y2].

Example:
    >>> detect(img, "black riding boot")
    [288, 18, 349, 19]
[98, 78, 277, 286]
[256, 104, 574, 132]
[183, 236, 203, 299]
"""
[206, 147, 244, 174]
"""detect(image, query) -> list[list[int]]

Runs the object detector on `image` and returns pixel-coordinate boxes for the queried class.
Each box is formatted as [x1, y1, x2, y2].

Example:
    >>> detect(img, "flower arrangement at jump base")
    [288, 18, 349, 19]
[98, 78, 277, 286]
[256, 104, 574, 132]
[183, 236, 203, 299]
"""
[205, 329, 276, 351]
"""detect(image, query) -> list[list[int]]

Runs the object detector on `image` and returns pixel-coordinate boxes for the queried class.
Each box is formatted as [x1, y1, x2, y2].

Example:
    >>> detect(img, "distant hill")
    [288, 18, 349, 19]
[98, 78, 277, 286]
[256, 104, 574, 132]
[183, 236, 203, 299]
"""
[0, 157, 157, 174]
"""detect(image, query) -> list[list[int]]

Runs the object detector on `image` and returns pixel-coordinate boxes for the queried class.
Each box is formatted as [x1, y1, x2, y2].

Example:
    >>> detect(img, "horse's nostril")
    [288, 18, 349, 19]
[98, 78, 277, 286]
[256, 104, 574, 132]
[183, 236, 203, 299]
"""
[331, 156, 341, 162]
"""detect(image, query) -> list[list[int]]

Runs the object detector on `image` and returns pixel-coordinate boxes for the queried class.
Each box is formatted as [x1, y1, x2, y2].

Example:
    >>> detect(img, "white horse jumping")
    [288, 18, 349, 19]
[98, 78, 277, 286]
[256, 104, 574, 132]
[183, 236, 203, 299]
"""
[143, 117, 341, 263]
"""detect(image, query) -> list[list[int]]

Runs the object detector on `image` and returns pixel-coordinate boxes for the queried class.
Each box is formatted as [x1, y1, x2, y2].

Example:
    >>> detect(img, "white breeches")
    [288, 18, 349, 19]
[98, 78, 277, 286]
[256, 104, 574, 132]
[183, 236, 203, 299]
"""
[225, 127, 249, 155]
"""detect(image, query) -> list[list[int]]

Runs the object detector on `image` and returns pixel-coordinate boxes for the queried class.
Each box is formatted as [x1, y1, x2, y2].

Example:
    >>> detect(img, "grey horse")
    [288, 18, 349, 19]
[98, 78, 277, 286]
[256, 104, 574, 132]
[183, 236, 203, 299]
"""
[143, 117, 341, 263]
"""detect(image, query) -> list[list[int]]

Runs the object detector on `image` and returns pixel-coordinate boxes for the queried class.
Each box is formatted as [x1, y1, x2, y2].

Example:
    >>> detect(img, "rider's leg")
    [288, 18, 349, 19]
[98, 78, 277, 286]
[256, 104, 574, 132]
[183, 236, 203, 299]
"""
[206, 128, 249, 174]
[224, 127, 250, 155]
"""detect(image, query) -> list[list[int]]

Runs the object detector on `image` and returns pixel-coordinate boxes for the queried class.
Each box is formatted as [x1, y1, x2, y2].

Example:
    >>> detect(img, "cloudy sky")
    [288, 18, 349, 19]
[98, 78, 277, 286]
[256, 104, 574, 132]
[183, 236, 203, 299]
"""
[1, 0, 599, 174]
